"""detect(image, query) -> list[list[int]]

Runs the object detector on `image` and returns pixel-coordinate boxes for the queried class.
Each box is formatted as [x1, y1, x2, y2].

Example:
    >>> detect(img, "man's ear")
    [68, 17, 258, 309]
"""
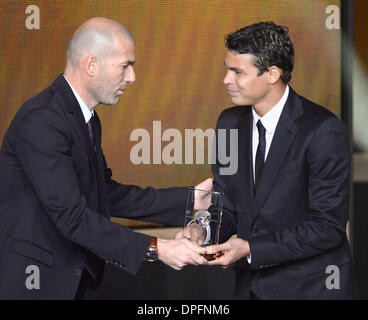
[268, 66, 282, 84]
[83, 55, 98, 77]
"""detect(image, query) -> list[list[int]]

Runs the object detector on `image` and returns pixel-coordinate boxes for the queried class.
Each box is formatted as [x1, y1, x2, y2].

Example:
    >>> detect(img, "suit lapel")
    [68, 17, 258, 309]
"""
[53, 75, 99, 200]
[236, 107, 254, 212]
[93, 112, 110, 217]
[248, 88, 302, 225]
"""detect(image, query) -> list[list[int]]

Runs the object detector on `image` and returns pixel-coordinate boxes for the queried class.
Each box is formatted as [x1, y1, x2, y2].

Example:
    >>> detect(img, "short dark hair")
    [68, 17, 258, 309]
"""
[225, 22, 294, 83]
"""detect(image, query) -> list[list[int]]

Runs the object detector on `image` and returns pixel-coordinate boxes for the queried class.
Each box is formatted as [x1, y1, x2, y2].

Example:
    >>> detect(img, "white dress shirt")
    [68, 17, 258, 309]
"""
[63, 75, 94, 124]
[247, 85, 289, 264]
[252, 85, 289, 181]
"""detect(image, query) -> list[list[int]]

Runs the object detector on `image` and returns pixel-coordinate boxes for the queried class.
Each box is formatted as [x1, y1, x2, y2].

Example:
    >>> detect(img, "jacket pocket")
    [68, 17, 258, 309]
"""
[8, 238, 54, 267]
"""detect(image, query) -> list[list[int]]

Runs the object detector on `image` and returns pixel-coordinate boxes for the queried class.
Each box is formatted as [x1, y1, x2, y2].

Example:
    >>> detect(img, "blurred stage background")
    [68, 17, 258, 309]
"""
[0, 0, 341, 193]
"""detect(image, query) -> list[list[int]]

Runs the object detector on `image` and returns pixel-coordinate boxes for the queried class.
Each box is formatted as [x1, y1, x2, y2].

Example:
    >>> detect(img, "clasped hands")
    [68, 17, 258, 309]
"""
[174, 229, 250, 269]
[156, 177, 250, 270]
[158, 222, 250, 271]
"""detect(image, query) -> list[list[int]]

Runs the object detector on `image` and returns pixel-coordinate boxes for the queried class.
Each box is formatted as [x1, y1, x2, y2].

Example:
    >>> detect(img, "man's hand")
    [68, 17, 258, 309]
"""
[194, 178, 213, 210]
[157, 238, 207, 270]
[205, 238, 250, 269]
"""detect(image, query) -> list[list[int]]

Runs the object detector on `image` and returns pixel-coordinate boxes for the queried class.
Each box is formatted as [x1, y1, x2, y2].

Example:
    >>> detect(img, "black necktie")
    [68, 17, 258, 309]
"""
[87, 115, 96, 152]
[255, 120, 266, 189]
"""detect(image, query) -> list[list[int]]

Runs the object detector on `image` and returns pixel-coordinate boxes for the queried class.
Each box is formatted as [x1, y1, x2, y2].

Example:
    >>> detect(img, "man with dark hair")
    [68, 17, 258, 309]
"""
[205, 22, 355, 299]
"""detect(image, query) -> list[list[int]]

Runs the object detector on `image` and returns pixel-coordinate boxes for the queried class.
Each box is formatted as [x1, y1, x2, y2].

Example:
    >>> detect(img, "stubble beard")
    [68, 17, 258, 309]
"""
[89, 79, 120, 106]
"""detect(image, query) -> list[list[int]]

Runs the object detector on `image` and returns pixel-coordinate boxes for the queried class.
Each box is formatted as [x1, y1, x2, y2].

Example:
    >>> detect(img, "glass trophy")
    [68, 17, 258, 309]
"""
[184, 188, 224, 261]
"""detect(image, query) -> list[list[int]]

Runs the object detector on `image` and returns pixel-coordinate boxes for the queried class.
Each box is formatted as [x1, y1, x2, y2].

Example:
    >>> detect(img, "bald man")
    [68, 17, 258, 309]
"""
[0, 17, 209, 300]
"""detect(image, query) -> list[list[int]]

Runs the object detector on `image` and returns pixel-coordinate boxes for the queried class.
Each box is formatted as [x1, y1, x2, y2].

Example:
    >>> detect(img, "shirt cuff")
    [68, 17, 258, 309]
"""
[246, 253, 252, 264]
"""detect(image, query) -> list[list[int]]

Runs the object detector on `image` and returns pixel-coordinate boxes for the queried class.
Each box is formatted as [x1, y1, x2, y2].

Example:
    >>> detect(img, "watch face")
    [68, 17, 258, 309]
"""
[145, 248, 158, 262]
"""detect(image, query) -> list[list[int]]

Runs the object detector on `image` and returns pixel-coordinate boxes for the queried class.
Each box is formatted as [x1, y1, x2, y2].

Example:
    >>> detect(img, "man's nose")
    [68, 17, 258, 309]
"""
[125, 65, 136, 83]
[223, 70, 232, 86]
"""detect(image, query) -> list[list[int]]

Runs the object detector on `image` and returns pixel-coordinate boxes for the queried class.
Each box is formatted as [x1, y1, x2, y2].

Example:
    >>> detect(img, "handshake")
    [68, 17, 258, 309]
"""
[153, 178, 251, 270]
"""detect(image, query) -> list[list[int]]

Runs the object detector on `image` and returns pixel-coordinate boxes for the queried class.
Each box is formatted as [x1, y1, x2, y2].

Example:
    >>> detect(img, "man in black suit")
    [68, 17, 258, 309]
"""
[205, 22, 355, 299]
[0, 17, 210, 299]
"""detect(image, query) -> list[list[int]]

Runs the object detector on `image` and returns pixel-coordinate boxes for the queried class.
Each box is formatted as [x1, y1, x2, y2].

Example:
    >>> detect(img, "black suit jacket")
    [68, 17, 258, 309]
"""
[213, 88, 355, 299]
[0, 75, 189, 299]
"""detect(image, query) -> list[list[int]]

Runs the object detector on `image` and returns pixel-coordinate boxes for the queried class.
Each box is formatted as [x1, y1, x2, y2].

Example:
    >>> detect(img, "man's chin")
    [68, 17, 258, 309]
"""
[230, 97, 243, 106]
[101, 97, 120, 106]
[230, 96, 251, 106]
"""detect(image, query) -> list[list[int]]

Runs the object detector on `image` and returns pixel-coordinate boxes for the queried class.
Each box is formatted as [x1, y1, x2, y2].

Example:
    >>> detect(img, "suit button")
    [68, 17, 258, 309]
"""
[252, 225, 259, 232]
[74, 268, 82, 276]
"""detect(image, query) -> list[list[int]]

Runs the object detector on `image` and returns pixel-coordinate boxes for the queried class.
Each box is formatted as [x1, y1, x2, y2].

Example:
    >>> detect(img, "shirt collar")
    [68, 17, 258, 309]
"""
[252, 85, 289, 134]
[63, 74, 94, 124]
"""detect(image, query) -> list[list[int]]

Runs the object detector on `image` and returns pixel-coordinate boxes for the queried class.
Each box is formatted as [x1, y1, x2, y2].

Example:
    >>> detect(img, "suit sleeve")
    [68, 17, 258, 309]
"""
[15, 108, 151, 275]
[247, 117, 350, 270]
[102, 152, 189, 226]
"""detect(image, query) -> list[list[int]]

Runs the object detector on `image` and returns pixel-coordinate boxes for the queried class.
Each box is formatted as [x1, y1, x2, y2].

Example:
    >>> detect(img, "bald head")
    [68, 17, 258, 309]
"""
[64, 18, 136, 109]
[66, 17, 133, 67]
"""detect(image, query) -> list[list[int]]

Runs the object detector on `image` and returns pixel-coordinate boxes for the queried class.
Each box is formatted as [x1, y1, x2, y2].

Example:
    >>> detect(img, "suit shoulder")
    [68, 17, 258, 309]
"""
[300, 95, 340, 122]
[21, 82, 59, 114]
[13, 81, 67, 127]
[2, 82, 69, 151]
[219, 105, 248, 118]
[216, 105, 250, 128]
[297, 94, 347, 136]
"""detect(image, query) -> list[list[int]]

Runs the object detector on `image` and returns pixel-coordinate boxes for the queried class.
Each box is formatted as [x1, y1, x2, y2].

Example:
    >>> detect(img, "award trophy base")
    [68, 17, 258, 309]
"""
[200, 251, 223, 261]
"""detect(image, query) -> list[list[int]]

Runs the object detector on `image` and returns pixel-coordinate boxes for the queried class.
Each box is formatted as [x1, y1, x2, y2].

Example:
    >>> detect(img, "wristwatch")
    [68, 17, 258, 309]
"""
[145, 236, 158, 262]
